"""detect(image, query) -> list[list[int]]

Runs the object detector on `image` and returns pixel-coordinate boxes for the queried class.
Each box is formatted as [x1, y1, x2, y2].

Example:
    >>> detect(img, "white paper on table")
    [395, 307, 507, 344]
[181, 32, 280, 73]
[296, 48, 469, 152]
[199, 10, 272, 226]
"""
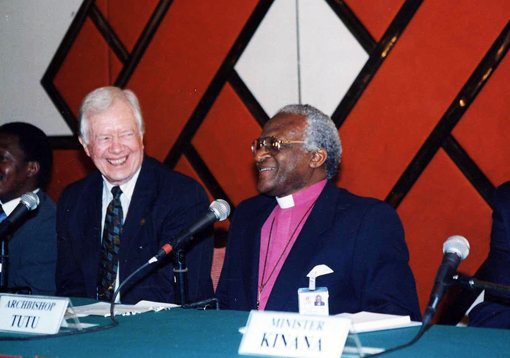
[67, 300, 179, 317]
[336, 311, 421, 333]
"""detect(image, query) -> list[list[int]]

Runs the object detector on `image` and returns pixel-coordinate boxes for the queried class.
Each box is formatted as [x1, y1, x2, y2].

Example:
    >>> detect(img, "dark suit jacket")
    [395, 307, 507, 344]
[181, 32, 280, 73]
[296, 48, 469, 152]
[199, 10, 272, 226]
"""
[8, 191, 57, 295]
[469, 181, 510, 328]
[56, 155, 214, 304]
[216, 181, 421, 320]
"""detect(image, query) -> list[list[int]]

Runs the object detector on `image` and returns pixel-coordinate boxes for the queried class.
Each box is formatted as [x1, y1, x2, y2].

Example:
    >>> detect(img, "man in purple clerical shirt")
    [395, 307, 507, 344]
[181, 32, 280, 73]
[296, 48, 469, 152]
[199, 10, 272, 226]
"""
[216, 104, 421, 320]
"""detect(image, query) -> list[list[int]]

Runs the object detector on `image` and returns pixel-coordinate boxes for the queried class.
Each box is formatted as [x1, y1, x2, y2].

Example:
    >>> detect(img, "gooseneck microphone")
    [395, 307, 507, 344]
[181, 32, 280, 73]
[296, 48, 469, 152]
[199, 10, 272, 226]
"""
[149, 199, 231, 263]
[423, 235, 470, 325]
[0, 192, 40, 240]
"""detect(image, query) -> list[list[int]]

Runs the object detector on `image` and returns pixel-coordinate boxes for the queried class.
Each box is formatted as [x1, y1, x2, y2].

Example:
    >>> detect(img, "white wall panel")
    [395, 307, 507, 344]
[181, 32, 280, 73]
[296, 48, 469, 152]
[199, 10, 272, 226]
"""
[299, 0, 368, 116]
[0, 0, 82, 135]
[235, 0, 368, 118]
[235, 0, 299, 117]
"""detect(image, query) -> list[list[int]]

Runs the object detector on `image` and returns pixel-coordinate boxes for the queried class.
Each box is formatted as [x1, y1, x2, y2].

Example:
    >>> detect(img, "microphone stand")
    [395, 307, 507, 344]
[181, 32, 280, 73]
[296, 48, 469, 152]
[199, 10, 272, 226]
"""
[173, 250, 189, 305]
[0, 233, 32, 295]
[173, 247, 219, 310]
[0, 216, 18, 290]
[0, 239, 8, 291]
[454, 274, 510, 293]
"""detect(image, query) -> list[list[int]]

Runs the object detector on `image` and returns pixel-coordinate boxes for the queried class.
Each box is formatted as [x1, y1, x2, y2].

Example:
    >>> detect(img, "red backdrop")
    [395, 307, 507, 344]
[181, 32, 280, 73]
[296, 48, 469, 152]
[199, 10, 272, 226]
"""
[45, 0, 510, 316]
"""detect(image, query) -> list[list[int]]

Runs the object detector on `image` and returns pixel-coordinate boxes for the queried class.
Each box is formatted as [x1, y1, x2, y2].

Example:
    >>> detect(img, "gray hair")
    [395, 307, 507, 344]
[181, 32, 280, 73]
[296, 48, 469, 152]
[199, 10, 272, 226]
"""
[276, 104, 342, 179]
[78, 86, 145, 144]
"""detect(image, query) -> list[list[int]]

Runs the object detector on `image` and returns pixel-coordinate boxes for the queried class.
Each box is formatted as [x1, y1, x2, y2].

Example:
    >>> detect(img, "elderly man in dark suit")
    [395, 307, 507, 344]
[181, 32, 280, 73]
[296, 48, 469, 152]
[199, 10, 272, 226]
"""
[0, 122, 56, 295]
[56, 87, 213, 304]
[216, 104, 421, 320]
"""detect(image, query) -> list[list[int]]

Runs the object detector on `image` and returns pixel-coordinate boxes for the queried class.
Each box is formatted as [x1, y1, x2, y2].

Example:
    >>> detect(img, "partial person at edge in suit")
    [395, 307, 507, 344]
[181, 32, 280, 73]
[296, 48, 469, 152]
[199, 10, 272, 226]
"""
[469, 181, 510, 329]
[216, 104, 421, 320]
[0, 122, 56, 295]
[56, 86, 214, 304]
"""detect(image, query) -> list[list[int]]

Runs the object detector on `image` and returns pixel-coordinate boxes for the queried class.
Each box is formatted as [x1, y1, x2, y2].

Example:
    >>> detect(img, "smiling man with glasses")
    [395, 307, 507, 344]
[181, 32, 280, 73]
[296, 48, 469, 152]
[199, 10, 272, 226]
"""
[216, 104, 421, 320]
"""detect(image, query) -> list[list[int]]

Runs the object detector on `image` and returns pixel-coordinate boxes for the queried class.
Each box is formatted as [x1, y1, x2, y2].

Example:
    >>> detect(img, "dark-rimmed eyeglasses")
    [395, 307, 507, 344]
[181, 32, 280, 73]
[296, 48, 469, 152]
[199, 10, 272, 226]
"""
[251, 136, 304, 157]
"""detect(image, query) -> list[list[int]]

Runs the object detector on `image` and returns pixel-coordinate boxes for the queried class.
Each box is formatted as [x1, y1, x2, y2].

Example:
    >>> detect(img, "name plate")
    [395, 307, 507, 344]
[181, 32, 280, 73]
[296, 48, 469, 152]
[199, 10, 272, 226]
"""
[0, 294, 69, 334]
[239, 310, 351, 358]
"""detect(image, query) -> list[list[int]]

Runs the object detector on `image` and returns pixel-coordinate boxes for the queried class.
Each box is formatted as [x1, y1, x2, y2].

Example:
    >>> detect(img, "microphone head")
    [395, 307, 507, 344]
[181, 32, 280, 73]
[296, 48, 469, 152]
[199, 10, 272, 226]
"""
[443, 235, 470, 260]
[20, 192, 40, 211]
[209, 199, 230, 221]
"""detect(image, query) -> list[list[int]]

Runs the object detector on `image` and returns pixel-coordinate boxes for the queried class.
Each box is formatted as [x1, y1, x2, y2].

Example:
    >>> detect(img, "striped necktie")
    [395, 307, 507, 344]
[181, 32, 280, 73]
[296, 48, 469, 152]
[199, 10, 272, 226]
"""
[0, 205, 6, 223]
[98, 186, 123, 301]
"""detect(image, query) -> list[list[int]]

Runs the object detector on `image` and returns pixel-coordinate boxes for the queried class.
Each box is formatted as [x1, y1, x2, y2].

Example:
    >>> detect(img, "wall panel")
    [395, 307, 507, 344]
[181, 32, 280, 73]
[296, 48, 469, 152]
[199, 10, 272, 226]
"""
[398, 149, 492, 312]
[108, 0, 160, 52]
[337, 0, 510, 200]
[126, 0, 259, 162]
[192, 83, 260, 207]
[453, 55, 510, 187]
[53, 18, 110, 118]
[346, 0, 404, 41]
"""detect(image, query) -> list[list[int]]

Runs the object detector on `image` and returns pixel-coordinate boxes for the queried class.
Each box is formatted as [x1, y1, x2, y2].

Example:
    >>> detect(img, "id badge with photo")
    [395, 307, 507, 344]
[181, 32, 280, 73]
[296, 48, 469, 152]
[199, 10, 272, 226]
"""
[298, 287, 329, 316]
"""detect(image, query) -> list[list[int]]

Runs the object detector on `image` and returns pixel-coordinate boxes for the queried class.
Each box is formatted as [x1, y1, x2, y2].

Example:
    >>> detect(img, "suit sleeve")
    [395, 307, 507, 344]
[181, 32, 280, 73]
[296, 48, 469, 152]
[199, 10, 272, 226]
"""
[159, 179, 214, 303]
[55, 186, 86, 298]
[7, 194, 57, 296]
[352, 201, 422, 321]
[215, 241, 230, 309]
[215, 208, 239, 309]
[18, 205, 57, 295]
[469, 182, 510, 328]
[485, 183, 510, 296]
[215, 200, 253, 311]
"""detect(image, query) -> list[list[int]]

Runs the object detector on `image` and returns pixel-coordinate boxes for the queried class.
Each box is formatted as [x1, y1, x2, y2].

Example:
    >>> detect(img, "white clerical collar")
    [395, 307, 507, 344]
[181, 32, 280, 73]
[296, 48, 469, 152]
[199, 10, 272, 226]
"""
[0, 188, 40, 216]
[275, 180, 328, 209]
[276, 194, 295, 209]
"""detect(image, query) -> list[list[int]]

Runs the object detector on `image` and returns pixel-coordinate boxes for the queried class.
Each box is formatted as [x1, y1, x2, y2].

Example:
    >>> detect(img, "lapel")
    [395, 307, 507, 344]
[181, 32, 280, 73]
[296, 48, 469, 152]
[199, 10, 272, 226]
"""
[118, 156, 158, 277]
[265, 181, 339, 311]
[240, 197, 276, 309]
[82, 172, 103, 286]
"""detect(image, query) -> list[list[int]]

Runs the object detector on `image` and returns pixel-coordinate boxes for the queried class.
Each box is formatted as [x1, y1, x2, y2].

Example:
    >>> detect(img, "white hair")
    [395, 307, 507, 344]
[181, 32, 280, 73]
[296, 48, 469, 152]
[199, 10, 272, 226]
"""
[78, 86, 145, 143]
[276, 104, 342, 179]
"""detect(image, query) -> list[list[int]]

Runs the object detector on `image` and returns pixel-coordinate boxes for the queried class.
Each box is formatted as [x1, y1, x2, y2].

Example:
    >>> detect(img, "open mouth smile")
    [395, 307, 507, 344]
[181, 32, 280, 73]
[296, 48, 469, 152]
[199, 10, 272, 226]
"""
[107, 157, 127, 165]
[259, 167, 275, 172]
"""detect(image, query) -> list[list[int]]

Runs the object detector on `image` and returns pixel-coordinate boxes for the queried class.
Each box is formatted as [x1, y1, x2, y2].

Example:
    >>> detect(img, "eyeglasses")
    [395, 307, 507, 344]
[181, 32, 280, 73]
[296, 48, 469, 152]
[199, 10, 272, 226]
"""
[251, 136, 304, 157]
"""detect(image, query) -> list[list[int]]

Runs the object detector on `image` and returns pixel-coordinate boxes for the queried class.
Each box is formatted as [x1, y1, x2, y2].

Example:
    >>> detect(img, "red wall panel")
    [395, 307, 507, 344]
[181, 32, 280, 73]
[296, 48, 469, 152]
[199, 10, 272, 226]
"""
[453, 55, 510, 187]
[124, 0, 259, 161]
[336, 0, 510, 200]
[193, 83, 261, 206]
[398, 149, 492, 312]
[107, 0, 160, 52]
[54, 18, 110, 118]
[346, 0, 404, 41]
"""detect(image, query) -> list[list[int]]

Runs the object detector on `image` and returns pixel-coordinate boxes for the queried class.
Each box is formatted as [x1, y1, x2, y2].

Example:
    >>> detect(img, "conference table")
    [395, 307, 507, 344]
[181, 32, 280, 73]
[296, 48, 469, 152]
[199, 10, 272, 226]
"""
[1, 300, 509, 358]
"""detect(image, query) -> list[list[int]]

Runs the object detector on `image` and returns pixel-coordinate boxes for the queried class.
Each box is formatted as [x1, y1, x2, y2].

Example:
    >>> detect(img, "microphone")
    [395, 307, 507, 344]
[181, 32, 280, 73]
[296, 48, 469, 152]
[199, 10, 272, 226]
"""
[0, 192, 40, 240]
[149, 199, 230, 263]
[423, 235, 470, 325]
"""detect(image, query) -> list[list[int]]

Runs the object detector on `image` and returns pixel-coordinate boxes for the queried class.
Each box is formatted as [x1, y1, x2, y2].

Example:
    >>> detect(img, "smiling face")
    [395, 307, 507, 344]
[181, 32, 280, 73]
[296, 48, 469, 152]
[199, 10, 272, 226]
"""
[254, 113, 326, 197]
[79, 99, 144, 186]
[0, 133, 38, 203]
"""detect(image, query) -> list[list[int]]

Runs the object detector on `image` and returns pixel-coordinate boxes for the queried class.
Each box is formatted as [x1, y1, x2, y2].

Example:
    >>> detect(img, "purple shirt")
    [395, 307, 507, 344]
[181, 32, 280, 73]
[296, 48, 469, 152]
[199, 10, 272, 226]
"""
[257, 179, 327, 310]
